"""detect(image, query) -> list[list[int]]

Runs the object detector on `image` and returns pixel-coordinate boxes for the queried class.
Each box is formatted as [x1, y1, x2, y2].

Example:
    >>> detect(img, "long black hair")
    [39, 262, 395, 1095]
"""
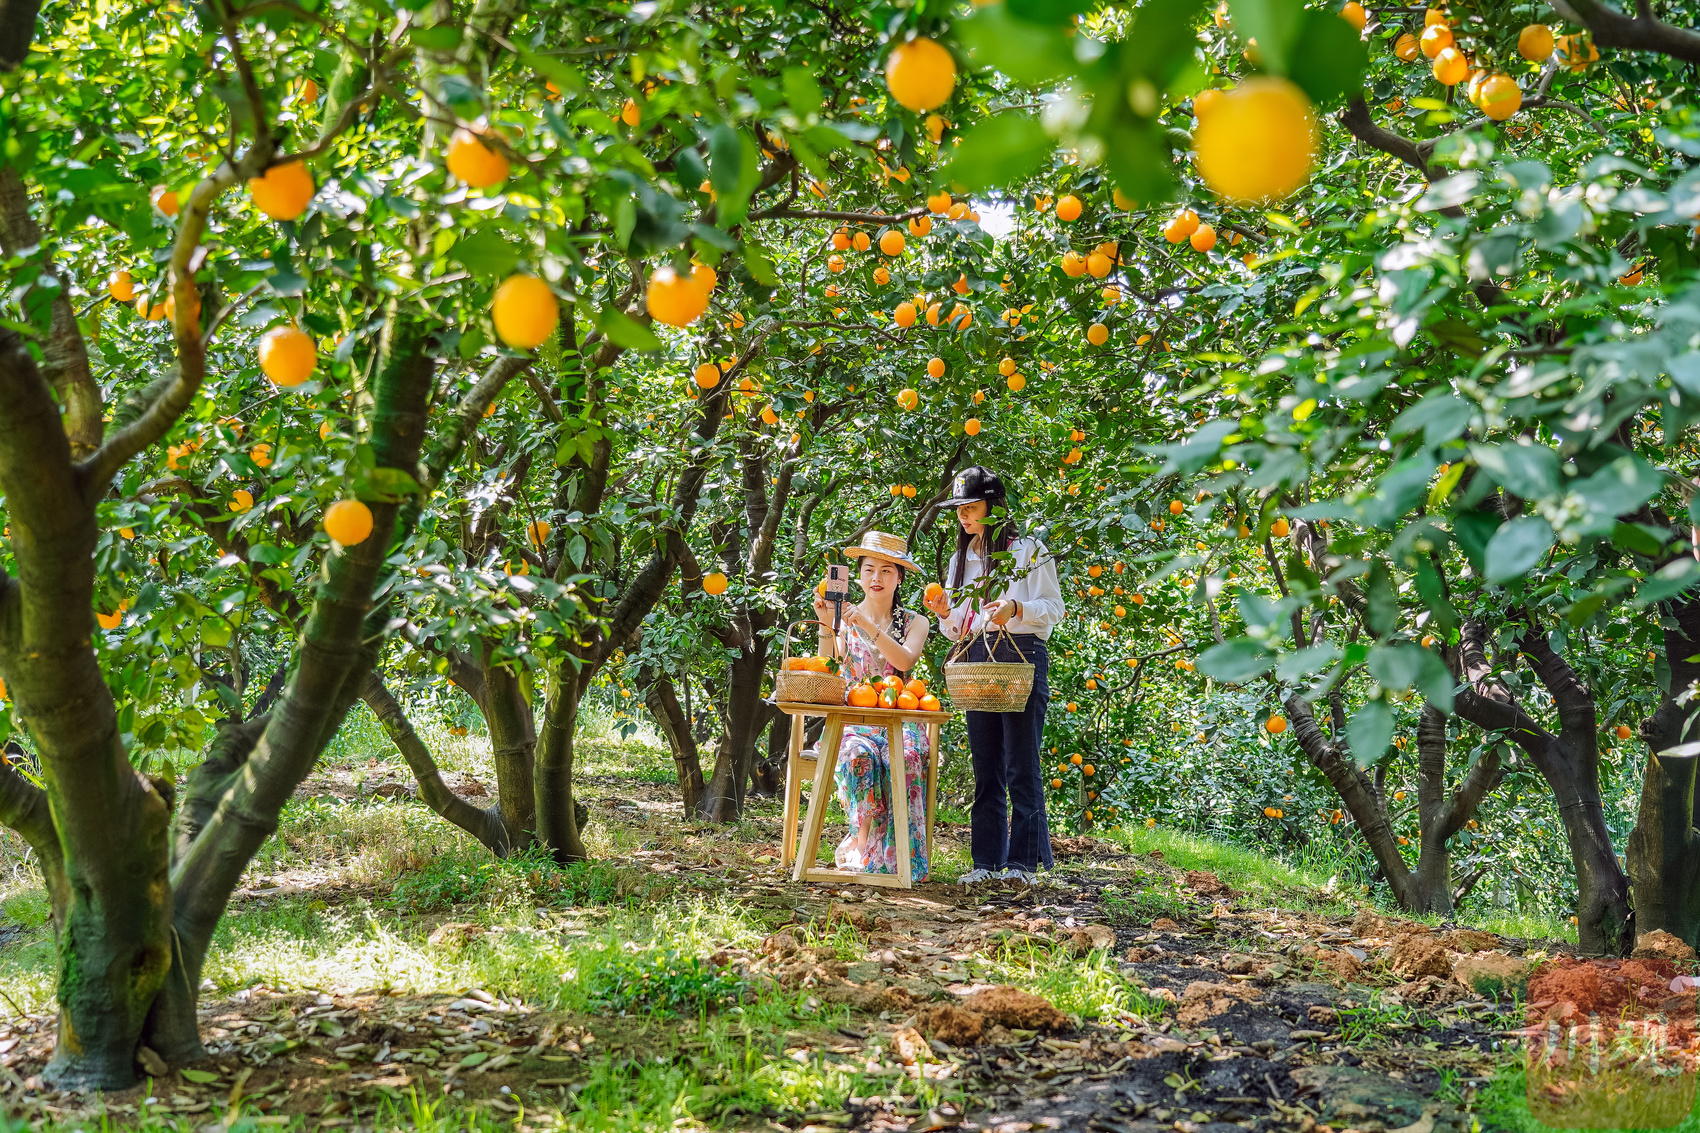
[948, 485, 1018, 592]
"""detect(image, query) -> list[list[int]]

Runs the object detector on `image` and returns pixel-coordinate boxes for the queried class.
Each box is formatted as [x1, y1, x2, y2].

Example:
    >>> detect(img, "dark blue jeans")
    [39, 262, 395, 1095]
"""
[963, 634, 1053, 873]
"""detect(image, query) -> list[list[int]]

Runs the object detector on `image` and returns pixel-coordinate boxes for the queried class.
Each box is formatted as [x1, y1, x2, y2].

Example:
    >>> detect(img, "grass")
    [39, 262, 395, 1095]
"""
[1476, 1058, 1700, 1133]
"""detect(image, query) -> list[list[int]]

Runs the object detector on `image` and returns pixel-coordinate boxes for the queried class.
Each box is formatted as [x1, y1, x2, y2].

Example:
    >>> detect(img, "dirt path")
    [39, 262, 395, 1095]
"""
[0, 781, 1568, 1130]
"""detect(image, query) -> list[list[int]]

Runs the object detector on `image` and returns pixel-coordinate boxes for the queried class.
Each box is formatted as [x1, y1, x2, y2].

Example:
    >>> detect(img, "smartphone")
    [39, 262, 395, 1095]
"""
[824, 564, 849, 600]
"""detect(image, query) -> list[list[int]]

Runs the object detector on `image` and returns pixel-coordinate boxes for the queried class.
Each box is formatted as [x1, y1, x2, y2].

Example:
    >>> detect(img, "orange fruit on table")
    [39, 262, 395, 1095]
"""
[703, 572, 729, 595]
[1266, 714, 1288, 734]
[906, 680, 928, 701]
[249, 160, 315, 221]
[1061, 251, 1087, 278]
[1394, 33, 1420, 61]
[259, 325, 317, 387]
[1419, 23, 1453, 57]
[324, 499, 374, 546]
[1055, 194, 1082, 222]
[897, 690, 919, 710]
[1518, 23, 1555, 61]
[647, 266, 709, 327]
[150, 185, 179, 216]
[879, 687, 899, 708]
[1193, 77, 1318, 204]
[849, 684, 878, 707]
[492, 274, 559, 348]
[1194, 88, 1224, 118]
[446, 128, 510, 189]
[882, 675, 903, 690]
[964, 418, 981, 436]
[1086, 322, 1109, 346]
[1339, 1, 1366, 31]
[694, 362, 721, 389]
[880, 229, 906, 256]
[885, 37, 957, 112]
[107, 271, 134, 302]
[1479, 74, 1521, 120]
[805, 656, 831, 673]
[1431, 47, 1468, 85]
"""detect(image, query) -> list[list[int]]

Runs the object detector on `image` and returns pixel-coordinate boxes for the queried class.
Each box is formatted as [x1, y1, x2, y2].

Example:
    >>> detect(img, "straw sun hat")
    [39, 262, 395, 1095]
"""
[842, 530, 921, 572]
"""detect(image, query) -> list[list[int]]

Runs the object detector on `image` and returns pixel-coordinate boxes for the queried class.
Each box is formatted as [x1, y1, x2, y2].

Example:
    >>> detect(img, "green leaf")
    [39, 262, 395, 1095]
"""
[519, 50, 584, 96]
[782, 67, 823, 115]
[1347, 699, 1394, 768]
[1103, 122, 1175, 207]
[448, 231, 519, 278]
[945, 112, 1053, 194]
[1286, 10, 1367, 103]
[1612, 521, 1666, 556]
[1571, 455, 1664, 529]
[1007, 0, 1098, 24]
[596, 307, 663, 352]
[408, 25, 463, 51]
[1413, 556, 1458, 633]
[957, 4, 1078, 87]
[1367, 643, 1454, 712]
[1365, 561, 1397, 638]
[1484, 516, 1554, 582]
[1196, 639, 1275, 682]
[1227, 0, 1304, 75]
[742, 241, 782, 287]
[709, 126, 760, 225]
[358, 467, 424, 502]
[180, 1068, 220, 1084]
[1469, 441, 1560, 500]
[1451, 509, 1500, 571]
[459, 1051, 488, 1068]
[1638, 558, 1700, 606]
[1389, 391, 1472, 448]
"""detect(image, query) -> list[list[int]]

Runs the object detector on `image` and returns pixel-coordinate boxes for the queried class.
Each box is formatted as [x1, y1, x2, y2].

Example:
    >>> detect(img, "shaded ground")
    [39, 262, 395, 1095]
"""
[0, 744, 1595, 1131]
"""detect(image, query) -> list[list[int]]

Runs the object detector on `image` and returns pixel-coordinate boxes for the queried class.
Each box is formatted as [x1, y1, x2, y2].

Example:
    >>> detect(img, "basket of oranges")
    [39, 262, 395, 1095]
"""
[944, 624, 1035, 712]
[776, 620, 848, 705]
[847, 673, 945, 712]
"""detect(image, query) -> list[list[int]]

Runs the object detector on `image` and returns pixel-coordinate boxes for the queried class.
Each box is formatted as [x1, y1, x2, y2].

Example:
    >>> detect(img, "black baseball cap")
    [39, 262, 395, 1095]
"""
[939, 466, 1006, 507]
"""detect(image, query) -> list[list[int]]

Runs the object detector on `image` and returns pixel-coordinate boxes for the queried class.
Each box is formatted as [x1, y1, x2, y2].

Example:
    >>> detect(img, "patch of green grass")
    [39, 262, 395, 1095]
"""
[588, 949, 747, 1015]
[1475, 1058, 1700, 1133]
[1098, 881, 1191, 925]
[1336, 989, 1418, 1046]
[1103, 822, 1349, 911]
[979, 937, 1159, 1025]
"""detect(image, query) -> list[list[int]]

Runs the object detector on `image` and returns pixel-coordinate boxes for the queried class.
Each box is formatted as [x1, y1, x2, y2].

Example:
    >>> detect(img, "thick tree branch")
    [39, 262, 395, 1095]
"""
[1548, 0, 1700, 62]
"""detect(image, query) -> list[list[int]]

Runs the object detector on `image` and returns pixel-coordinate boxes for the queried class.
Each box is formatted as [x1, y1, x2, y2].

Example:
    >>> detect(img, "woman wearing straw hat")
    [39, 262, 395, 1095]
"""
[923, 467, 1065, 885]
[811, 530, 932, 880]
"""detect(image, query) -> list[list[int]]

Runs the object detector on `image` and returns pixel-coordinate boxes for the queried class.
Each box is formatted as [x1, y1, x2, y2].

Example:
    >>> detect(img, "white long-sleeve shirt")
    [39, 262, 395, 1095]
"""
[938, 536, 1066, 641]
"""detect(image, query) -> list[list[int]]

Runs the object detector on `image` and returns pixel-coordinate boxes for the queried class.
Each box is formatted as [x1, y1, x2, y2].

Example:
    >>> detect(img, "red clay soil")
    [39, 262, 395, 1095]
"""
[1528, 958, 1678, 1020]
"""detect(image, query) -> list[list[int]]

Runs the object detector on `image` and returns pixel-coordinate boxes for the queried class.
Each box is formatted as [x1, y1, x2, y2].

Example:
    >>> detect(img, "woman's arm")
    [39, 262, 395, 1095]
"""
[865, 612, 929, 672]
[1005, 539, 1066, 632]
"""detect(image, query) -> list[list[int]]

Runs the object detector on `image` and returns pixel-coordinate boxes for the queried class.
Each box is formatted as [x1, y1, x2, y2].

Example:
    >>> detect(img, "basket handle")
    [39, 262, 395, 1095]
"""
[947, 610, 1027, 665]
[783, 617, 835, 669]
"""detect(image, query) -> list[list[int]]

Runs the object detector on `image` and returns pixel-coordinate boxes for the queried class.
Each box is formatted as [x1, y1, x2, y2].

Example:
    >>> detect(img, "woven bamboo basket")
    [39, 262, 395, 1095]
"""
[774, 618, 847, 705]
[944, 624, 1034, 712]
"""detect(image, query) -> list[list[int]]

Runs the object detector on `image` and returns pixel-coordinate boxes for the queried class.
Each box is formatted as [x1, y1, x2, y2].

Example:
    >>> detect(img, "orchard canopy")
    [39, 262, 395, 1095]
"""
[3, 0, 1700, 1093]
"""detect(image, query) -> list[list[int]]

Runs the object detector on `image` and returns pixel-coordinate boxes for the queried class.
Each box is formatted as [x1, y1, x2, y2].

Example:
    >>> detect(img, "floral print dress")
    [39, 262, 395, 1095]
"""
[831, 610, 930, 880]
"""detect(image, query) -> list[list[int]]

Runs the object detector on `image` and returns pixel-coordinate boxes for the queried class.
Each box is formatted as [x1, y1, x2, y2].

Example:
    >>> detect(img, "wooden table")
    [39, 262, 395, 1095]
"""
[776, 701, 951, 889]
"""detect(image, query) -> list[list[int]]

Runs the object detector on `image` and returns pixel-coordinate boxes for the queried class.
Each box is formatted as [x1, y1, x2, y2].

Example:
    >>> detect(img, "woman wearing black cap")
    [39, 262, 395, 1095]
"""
[922, 467, 1065, 884]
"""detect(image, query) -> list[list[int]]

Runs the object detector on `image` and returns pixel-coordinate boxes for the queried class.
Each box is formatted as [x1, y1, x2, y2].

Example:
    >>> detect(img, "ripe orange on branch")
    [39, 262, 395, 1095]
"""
[249, 160, 315, 221]
[1518, 23, 1555, 61]
[259, 326, 317, 387]
[446, 129, 510, 189]
[1393, 33, 1420, 61]
[694, 362, 721, 389]
[879, 229, 906, 255]
[1193, 78, 1318, 204]
[896, 387, 920, 410]
[885, 37, 957, 112]
[492, 274, 559, 348]
[703, 572, 729, 595]
[324, 499, 374, 546]
[108, 271, 134, 302]
[647, 266, 709, 327]
[1431, 47, 1468, 85]
[1478, 74, 1521, 120]
[1419, 23, 1453, 57]
[1190, 224, 1217, 252]
[1087, 322, 1109, 346]
[1055, 194, 1082, 222]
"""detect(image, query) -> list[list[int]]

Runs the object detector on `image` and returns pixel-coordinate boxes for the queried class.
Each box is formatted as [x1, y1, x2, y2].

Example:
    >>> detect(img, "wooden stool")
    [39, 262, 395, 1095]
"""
[776, 701, 947, 888]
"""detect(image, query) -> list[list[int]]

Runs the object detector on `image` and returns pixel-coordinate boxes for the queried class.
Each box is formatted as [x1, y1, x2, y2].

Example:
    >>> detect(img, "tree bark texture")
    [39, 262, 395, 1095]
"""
[643, 673, 706, 814]
[1628, 595, 1700, 945]
[1451, 617, 1630, 954]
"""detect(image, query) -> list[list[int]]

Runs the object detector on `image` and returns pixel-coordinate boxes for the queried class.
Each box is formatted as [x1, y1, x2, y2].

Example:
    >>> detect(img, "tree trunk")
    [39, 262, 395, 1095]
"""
[643, 672, 706, 814]
[698, 641, 770, 821]
[1627, 594, 1700, 946]
[1452, 617, 1630, 954]
[535, 661, 588, 862]
[751, 704, 788, 797]
[482, 662, 538, 849]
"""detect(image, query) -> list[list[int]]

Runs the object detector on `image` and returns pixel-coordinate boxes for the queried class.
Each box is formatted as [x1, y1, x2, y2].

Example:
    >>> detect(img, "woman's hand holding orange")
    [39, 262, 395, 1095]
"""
[923, 581, 950, 617]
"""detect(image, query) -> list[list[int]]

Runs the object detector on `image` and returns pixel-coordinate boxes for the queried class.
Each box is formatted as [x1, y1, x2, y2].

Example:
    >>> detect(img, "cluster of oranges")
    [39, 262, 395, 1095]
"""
[848, 674, 943, 712]
[1389, 11, 1586, 122]
[784, 654, 834, 672]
